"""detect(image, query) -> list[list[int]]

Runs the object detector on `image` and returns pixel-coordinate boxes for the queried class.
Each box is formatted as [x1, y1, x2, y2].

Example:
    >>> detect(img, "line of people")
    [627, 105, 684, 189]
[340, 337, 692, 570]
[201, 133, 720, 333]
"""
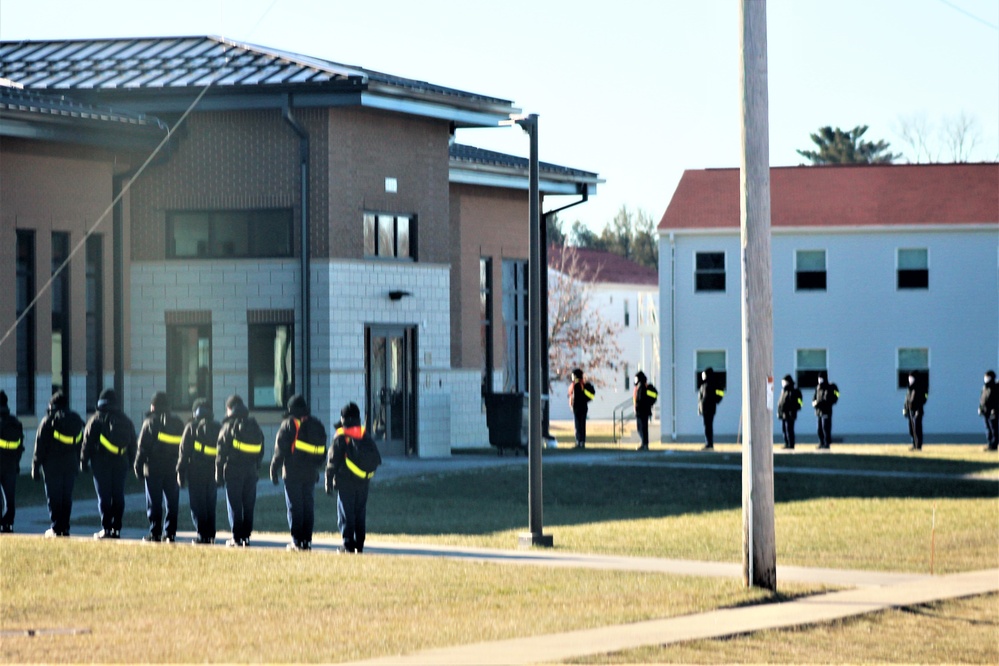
[0, 388, 381, 552]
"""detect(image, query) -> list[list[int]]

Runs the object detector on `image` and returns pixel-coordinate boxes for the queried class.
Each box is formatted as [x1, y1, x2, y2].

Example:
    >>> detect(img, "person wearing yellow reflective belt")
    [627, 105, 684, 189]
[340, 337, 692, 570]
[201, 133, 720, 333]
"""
[216, 395, 265, 547]
[135, 392, 185, 543]
[633, 371, 659, 451]
[697, 367, 723, 451]
[81, 388, 137, 539]
[568, 368, 593, 449]
[271, 394, 327, 551]
[0, 390, 25, 534]
[177, 398, 221, 544]
[811, 373, 838, 450]
[326, 402, 381, 553]
[31, 391, 84, 537]
[777, 375, 803, 450]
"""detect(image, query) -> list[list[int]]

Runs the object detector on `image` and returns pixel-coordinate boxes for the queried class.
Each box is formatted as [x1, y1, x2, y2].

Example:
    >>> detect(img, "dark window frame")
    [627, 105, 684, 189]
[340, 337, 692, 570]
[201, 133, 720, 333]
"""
[795, 348, 828, 389]
[795, 249, 827, 291]
[85, 235, 104, 412]
[247, 322, 295, 411]
[694, 252, 726, 292]
[695, 350, 728, 391]
[897, 248, 929, 290]
[166, 209, 294, 260]
[363, 211, 417, 261]
[479, 257, 494, 397]
[16, 230, 36, 415]
[51, 231, 71, 400]
[897, 348, 930, 390]
[166, 322, 212, 414]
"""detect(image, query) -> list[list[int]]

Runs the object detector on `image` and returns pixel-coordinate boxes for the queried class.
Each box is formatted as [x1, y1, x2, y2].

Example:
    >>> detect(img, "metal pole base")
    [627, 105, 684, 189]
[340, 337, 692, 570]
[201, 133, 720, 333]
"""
[518, 532, 554, 549]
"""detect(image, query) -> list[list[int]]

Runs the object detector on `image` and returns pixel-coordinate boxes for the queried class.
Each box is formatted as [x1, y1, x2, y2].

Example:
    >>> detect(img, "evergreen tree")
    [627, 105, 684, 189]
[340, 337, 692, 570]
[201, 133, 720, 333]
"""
[797, 125, 900, 164]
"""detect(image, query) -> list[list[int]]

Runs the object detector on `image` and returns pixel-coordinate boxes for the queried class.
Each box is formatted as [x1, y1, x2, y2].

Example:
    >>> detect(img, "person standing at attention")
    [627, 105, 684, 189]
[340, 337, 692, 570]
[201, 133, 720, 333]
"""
[568, 368, 593, 449]
[31, 390, 84, 537]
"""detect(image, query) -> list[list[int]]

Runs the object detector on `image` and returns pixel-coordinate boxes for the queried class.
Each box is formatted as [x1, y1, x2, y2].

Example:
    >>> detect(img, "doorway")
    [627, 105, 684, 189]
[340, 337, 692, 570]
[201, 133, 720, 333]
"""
[366, 325, 416, 456]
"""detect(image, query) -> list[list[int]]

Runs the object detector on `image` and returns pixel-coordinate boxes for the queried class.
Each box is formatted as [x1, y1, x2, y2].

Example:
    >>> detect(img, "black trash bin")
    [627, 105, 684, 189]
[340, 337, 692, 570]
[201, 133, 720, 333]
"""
[484, 393, 528, 456]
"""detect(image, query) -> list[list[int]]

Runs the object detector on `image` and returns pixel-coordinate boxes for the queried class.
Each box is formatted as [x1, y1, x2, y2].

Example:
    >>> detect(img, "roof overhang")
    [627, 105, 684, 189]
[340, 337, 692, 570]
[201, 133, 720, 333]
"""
[449, 164, 599, 195]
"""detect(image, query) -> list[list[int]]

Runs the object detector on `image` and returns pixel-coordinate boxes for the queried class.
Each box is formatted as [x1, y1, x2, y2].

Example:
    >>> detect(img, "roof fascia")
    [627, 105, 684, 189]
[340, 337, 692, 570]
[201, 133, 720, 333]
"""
[449, 167, 597, 195]
[0, 116, 165, 149]
[360, 91, 513, 128]
[658, 223, 998, 237]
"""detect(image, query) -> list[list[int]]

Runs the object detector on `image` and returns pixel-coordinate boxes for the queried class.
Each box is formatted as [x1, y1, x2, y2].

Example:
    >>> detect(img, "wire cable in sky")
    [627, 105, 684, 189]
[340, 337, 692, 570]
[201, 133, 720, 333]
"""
[934, 0, 999, 30]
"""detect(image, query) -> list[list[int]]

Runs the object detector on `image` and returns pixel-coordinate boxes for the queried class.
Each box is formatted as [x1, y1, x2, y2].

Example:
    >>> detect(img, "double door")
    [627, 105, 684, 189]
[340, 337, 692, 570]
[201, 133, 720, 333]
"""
[366, 325, 416, 456]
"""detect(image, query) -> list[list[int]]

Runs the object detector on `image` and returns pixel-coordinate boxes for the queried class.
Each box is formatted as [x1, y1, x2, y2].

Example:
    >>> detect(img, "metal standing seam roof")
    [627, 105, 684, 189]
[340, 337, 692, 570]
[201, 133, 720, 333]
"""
[0, 80, 167, 129]
[0, 36, 514, 108]
[449, 143, 600, 182]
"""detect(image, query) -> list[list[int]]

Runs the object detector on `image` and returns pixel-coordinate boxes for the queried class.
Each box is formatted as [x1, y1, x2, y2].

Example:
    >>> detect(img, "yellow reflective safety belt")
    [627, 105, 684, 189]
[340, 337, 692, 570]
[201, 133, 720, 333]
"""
[715, 389, 725, 398]
[796, 398, 803, 407]
[53, 430, 82, 445]
[0, 437, 20, 450]
[157, 431, 182, 445]
[194, 440, 217, 456]
[232, 438, 262, 454]
[583, 388, 595, 400]
[294, 440, 325, 455]
[99, 433, 123, 455]
[345, 456, 374, 480]
[833, 390, 840, 398]
[646, 389, 658, 399]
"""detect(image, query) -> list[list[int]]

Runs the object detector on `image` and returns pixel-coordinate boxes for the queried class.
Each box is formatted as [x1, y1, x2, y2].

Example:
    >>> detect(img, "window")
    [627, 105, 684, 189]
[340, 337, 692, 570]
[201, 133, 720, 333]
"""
[695, 350, 727, 390]
[16, 230, 35, 415]
[86, 235, 104, 412]
[480, 258, 493, 396]
[502, 259, 528, 393]
[623, 363, 630, 391]
[167, 324, 212, 413]
[795, 249, 827, 291]
[248, 324, 294, 409]
[51, 232, 70, 398]
[624, 299, 630, 327]
[796, 348, 827, 389]
[364, 212, 414, 260]
[695, 252, 725, 292]
[898, 348, 929, 390]
[897, 248, 928, 289]
[167, 209, 293, 259]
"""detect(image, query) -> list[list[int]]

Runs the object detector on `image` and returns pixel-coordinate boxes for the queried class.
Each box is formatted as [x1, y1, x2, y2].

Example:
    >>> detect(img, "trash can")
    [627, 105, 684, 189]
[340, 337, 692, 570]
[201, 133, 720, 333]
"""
[484, 393, 528, 456]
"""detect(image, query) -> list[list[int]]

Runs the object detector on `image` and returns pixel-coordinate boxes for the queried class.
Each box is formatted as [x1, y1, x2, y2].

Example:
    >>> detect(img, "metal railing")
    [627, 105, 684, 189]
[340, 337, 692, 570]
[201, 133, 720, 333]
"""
[611, 397, 634, 444]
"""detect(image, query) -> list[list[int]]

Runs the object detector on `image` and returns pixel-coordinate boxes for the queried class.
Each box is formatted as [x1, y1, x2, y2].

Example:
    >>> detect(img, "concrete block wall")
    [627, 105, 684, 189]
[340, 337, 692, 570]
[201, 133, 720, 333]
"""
[449, 369, 489, 449]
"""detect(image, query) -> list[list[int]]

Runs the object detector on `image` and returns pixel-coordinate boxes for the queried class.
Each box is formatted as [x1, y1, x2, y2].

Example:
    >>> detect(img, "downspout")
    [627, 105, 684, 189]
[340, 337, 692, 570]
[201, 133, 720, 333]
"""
[670, 231, 677, 441]
[283, 95, 311, 405]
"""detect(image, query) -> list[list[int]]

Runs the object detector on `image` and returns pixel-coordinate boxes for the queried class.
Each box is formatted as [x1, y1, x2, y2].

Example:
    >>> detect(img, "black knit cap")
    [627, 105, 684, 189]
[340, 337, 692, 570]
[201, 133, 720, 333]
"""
[97, 388, 117, 409]
[634, 371, 647, 383]
[49, 390, 68, 409]
[286, 394, 309, 418]
[192, 397, 212, 420]
[340, 402, 361, 428]
[783, 374, 794, 383]
[571, 368, 583, 380]
[226, 394, 244, 411]
[151, 391, 169, 412]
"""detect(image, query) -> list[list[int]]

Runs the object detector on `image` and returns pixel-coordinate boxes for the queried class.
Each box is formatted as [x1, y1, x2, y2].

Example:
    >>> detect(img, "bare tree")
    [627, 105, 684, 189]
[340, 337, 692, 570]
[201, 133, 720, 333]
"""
[943, 111, 981, 163]
[547, 245, 623, 388]
[895, 112, 937, 163]
[895, 110, 985, 163]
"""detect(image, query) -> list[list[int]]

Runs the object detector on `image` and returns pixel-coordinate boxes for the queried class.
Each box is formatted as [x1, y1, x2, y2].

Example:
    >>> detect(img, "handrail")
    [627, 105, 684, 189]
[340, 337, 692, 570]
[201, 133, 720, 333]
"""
[611, 397, 634, 444]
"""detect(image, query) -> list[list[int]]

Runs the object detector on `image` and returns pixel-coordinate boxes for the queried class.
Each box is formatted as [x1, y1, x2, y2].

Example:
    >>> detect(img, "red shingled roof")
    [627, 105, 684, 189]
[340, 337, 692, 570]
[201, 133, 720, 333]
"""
[548, 245, 658, 286]
[659, 163, 999, 230]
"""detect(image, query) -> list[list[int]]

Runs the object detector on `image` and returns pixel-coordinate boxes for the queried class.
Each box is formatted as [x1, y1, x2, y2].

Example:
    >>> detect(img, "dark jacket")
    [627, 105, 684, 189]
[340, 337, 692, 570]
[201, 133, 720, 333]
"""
[33, 404, 84, 474]
[177, 413, 222, 484]
[271, 414, 328, 484]
[634, 381, 659, 418]
[813, 382, 839, 417]
[81, 406, 137, 468]
[0, 405, 25, 469]
[697, 373, 723, 417]
[777, 383, 802, 421]
[569, 380, 593, 416]
[326, 426, 381, 490]
[136, 409, 186, 478]
[904, 381, 928, 417]
[216, 404, 265, 481]
[981, 379, 998, 417]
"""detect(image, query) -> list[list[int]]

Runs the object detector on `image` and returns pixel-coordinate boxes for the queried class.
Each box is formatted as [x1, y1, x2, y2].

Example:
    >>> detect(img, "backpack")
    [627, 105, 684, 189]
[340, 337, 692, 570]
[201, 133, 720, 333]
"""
[645, 384, 659, 407]
[347, 437, 381, 475]
[583, 382, 596, 403]
[52, 410, 84, 442]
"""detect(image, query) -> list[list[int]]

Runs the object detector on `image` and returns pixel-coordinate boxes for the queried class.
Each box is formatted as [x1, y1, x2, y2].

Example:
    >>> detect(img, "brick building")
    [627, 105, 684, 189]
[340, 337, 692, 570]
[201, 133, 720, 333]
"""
[0, 37, 600, 456]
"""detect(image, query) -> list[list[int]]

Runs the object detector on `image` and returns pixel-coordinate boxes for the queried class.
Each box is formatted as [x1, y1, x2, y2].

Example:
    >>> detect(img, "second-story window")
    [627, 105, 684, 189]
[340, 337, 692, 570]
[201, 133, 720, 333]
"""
[364, 212, 415, 260]
[695, 252, 725, 292]
[167, 209, 293, 259]
[897, 248, 928, 289]
[795, 249, 827, 291]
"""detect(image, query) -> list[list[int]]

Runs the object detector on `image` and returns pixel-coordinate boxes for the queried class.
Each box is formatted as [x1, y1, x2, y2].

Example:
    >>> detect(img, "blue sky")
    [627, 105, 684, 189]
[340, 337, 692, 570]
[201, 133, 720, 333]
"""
[2, 0, 997, 233]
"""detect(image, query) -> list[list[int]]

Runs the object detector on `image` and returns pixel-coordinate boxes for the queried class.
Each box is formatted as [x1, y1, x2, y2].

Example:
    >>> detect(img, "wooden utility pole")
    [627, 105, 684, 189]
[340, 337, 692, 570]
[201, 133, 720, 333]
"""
[739, 0, 776, 590]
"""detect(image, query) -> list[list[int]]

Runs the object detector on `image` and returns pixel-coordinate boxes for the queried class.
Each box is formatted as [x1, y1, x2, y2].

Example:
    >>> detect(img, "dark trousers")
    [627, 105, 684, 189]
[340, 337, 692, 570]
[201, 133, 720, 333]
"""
[636, 414, 650, 448]
[145, 465, 180, 538]
[92, 455, 127, 531]
[985, 414, 999, 450]
[817, 414, 833, 448]
[781, 418, 796, 449]
[43, 460, 77, 533]
[187, 464, 217, 540]
[908, 412, 924, 449]
[702, 413, 714, 447]
[0, 464, 17, 529]
[573, 410, 587, 447]
[225, 466, 258, 542]
[337, 482, 370, 552]
[285, 478, 316, 545]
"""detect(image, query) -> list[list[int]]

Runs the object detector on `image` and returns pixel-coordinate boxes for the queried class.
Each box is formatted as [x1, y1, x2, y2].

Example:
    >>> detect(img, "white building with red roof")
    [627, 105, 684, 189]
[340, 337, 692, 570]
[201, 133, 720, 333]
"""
[548, 246, 659, 421]
[658, 163, 998, 442]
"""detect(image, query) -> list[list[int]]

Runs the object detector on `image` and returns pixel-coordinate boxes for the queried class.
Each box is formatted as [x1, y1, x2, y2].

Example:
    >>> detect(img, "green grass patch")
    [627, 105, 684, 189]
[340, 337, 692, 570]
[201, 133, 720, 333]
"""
[0, 537, 814, 663]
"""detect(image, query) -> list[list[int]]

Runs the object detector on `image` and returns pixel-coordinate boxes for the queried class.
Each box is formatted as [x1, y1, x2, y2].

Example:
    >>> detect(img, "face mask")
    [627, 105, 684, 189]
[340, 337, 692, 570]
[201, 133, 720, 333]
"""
[782, 381, 789, 388]
[908, 377, 915, 386]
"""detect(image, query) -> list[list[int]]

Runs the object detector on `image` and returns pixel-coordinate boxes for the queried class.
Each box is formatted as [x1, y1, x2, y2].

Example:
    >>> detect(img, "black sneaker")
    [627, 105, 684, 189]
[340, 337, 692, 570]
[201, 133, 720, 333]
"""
[110, 529, 121, 539]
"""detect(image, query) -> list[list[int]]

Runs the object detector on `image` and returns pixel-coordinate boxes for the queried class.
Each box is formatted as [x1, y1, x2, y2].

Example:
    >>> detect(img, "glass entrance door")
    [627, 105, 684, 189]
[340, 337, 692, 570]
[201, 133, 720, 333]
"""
[366, 326, 416, 456]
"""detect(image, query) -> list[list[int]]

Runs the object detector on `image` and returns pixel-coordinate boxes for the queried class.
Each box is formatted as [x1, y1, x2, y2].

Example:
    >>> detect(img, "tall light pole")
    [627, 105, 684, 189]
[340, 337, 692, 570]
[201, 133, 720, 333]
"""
[740, 0, 776, 590]
[505, 113, 553, 549]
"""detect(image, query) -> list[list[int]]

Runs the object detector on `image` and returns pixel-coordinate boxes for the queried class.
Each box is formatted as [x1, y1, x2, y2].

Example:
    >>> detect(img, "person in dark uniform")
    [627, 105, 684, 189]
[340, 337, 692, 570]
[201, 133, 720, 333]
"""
[326, 402, 381, 553]
[567, 368, 593, 449]
[812, 373, 839, 450]
[633, 371, 658, 451]
[135, 392, 185, 542]
[271, 394, 328, 551]
[0, 390, 25, 534]
[81, 388, 137, 539]
[31, 391, 84, 537]
[177, 398, 221, 544]
[777, 375, 802, 450]
[980, 370, 998, 452]
[216, 395, 264, 547]
[697, 368, 723, 450]
[903, 370, 928, 451]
